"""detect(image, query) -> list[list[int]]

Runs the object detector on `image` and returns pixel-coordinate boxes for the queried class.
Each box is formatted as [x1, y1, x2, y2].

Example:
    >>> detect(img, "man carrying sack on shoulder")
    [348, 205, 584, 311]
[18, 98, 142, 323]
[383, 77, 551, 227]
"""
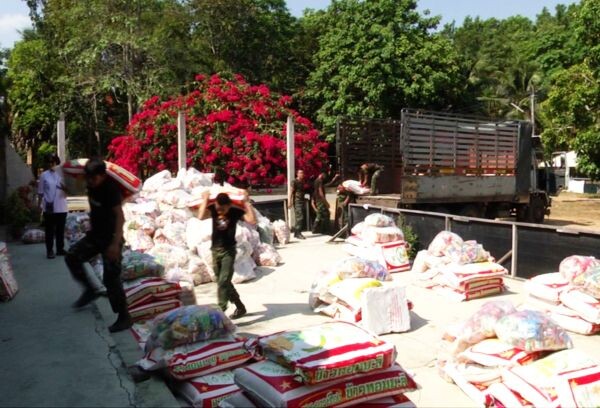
[197, 189, 256, 319]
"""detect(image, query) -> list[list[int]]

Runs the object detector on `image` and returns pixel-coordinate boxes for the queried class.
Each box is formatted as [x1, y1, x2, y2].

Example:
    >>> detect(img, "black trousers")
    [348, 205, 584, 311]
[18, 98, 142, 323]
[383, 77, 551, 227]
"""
[65, 234, 127, 316]
[44, 212, 66, 254]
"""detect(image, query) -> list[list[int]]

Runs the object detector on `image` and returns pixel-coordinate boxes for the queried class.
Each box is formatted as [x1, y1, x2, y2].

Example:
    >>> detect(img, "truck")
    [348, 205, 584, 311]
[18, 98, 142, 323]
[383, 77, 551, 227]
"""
[336, 109, 551, 223]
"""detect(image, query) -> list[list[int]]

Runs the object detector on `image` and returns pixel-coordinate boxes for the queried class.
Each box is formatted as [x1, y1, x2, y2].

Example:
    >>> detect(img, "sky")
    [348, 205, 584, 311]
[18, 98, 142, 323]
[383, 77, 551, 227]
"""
[0, 0, 579, 49]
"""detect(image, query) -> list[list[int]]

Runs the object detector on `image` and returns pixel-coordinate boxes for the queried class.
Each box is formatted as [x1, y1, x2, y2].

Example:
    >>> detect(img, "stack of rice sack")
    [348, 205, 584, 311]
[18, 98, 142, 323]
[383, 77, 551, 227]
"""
[412, 231, 507, 301]
[121, 168, 283, 288]
[308, 257, 412, 335]
[0, 242, 18, 301]
[525, 255, 600, 335]
[135, 305, 254, 408]
[345, 214, 410, 273]
[436, 300, 600, 407]
[223, 321, 419, 407]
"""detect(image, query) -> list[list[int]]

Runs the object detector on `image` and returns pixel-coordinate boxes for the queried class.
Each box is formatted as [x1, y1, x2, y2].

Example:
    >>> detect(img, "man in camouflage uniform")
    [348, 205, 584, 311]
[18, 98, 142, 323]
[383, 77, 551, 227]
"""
[312, 172, 330, 234]
[289, 169, 306, 240]
[359, 163, 384, 195]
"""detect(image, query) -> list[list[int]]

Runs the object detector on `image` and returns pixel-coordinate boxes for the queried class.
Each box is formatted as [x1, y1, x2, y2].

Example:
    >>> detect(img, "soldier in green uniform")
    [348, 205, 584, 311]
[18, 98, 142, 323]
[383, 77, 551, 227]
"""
[335, 184, 355, 229]
[288, 169, 306, 240]
[311, 172, 330, 234]
[359, 163, 384, 195]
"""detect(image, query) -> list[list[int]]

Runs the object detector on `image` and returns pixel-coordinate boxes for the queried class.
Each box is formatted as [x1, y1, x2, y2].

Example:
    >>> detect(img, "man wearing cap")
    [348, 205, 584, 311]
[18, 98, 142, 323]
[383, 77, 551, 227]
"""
[65, 157, 131, 333]
[197, 190, 256, 319]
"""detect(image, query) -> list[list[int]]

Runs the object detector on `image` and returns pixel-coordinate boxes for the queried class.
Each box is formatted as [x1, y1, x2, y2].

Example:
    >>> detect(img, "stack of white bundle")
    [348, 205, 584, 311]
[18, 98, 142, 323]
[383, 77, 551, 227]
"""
[525, 255, 600, 335]
[344, 213, 410, 273]
[122, 168, 282, 287]
[412, 231, 506, 302]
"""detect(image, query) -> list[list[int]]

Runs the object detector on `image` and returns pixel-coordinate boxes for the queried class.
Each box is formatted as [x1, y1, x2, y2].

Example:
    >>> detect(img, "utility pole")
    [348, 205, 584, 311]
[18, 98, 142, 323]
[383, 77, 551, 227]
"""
[530, 85, 535, 137]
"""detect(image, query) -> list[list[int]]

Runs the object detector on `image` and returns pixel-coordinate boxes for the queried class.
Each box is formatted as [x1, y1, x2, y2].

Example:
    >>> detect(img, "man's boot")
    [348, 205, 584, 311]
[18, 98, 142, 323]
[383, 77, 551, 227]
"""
[109, 312, 133, 333]
[229, 300, 247, 319]
[294, 230, 306, 240]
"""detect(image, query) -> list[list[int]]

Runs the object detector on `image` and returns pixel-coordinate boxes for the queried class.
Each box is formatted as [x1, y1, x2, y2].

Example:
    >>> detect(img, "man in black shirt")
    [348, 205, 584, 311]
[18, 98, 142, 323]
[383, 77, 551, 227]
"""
[65, 158, 131, 333]
[198, 190, 256, 319]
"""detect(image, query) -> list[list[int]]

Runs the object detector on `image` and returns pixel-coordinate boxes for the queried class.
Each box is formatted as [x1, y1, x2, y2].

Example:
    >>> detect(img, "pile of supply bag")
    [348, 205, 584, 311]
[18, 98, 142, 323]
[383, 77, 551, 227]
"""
[438, 299, 600, 407]
[344, 213, 410, 273]
[130, 308, 419, 408]
[308, 256, 412, 335]
[525, 255, 600, 335]
[0, 242, 18, 301]
[64, 168, 289, 293]
[412, 231, 507, 301]
[21, 227, 45, 244]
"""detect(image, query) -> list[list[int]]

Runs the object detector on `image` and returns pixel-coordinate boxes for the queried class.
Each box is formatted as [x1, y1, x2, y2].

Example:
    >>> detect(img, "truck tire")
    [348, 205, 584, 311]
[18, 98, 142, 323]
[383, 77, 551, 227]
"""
[527, 195, 546, 224]
[459, 204, 484, 218]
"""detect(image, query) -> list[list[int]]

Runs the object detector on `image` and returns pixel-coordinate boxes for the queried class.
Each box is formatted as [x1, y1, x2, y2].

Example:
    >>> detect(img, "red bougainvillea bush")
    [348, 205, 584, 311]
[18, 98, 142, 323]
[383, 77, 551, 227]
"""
[108, 73, 328, 187]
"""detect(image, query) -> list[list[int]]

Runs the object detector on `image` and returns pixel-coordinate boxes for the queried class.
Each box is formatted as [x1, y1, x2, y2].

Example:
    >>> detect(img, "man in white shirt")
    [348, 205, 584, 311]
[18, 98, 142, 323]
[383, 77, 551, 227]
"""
[38, 155, 68, 259]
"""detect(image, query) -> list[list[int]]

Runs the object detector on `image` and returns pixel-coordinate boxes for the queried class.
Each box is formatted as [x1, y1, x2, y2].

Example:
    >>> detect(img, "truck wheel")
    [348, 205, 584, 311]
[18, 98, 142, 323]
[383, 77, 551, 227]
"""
[459, 204, 483, 218]
[527, 195, 546, 224]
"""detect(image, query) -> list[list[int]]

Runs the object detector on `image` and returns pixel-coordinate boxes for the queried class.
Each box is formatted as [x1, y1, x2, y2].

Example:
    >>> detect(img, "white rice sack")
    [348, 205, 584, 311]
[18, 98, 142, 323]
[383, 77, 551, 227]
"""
[342, 179, 370, 195]
[163, 222, 187, 247]
[123, 200, 161, 220]
[158, 178, 182, 192]
[124, 215, 156, 236]
[272, 220, 290, 245]
[183, 168, 214, 190]
[186, 218, 211, 250]
[232, 256, 256, 284]
[164, 266, 195, 286]
[155, 208, 194, 228]
[254, 243, 282, 267]
[148, 244, 189, 269]
[351, 222, 366, 236]
[164, 190, 194, 208]
[142, 170, 172, 192]
[363, 213, 395, 228]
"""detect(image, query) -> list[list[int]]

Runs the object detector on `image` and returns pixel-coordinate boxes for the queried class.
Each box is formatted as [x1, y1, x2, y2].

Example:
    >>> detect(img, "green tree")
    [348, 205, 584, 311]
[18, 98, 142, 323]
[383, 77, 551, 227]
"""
[305, 0, 463, 140]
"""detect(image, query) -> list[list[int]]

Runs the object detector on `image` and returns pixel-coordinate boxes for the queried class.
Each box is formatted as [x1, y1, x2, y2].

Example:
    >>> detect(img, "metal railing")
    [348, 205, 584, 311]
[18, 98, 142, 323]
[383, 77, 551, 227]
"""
[348, 203, 600, 279]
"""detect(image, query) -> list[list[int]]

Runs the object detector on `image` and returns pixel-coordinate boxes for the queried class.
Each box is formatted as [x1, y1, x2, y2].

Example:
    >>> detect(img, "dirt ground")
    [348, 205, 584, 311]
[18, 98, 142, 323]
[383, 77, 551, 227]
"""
[545, 191, 600, 231]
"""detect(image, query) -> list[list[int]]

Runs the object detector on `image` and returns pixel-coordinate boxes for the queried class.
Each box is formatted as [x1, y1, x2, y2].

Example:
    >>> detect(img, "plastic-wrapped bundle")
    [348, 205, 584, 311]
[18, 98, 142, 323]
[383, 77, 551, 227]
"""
[180, 167, 214, 190]
[145, 305, 236, 352]
[445, 241, 491, 265]
[572, 266, 600, 299]
[158, 178, 183, 192]
[308, 269, 341, 309]
[162, 222, 186, 248]
[255, 210, 274, 245]
[164, 267, 195, 286]
[147, 244, 189, 269]
[237, 223, 260, 252]
[155, 208, 194, 228]
[494, 310, 573, 352]
[187, 255, 214, 285]
[163, 190, 194, 208]
[254, 243, 282, 267]
[185, 218, 211, 250]
[121, 249, 164, 281]
[21, 228, 45, 244]
[332, 257, 391, 281]
[232, 255, 257, 284]
[363, 213, 395, 228]
[351, 222, 366, 236]
[0, 242, 18, 301]
[272, 220, 290, 244]
[453, 300, 517, 346]
[123, 200, 161, 220]
[559, 255, 600, 282]
[65, 212, 91, 245]
[124, 229, 154, 252]
[124, 214, 156, 236]
[428, 231, 464, 257]
[360, 226, 404, 244]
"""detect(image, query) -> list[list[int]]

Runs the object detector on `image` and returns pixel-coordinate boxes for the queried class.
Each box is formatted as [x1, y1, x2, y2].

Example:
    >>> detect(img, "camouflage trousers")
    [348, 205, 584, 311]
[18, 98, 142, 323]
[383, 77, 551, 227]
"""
[212, 246, 242, 311]
[312, 201, 330, 234]
[294, 202, 304, 233]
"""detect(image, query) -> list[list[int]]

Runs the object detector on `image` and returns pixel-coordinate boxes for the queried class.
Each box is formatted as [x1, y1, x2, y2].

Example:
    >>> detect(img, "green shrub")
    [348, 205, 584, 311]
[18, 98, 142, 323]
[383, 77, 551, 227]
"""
[397, 214, 419, 259]
[5, 183, 41, 239]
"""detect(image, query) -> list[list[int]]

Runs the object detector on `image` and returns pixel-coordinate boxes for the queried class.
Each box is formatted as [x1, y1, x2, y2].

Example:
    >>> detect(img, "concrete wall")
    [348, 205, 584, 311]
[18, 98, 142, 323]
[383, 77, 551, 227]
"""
[5, 138, 33, 194]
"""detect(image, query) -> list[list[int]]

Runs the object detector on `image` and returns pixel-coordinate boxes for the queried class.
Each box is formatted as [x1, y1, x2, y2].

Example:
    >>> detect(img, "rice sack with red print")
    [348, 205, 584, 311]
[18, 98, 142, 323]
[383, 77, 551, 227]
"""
[174, 370, 240, 408]
[137, 335, 252, 380]
[233, 360, 418, 408]
[255, 321, 396, 385]
[62, 158, 142, 198]
[123, 277, 181, 308]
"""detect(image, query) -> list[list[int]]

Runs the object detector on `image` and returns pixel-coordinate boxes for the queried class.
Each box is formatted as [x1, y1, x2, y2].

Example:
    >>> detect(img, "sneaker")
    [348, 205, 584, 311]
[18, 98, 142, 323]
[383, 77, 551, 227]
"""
[72, 290, 99, 308]
[229, 307, 247, 320]
[47, 251, 56, 259]
[109, 316, 133, 333]
[294, 232, 306, 240]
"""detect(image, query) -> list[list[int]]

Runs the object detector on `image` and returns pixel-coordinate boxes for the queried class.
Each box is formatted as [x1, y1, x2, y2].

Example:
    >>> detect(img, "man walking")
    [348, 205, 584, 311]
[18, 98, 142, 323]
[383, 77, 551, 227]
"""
[288, 169, 306, 240]
[312, 171, 330, 234]
[197, 190, 256, 319]
[65, 158, 131, 333]
[38, 155, 68, 259]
